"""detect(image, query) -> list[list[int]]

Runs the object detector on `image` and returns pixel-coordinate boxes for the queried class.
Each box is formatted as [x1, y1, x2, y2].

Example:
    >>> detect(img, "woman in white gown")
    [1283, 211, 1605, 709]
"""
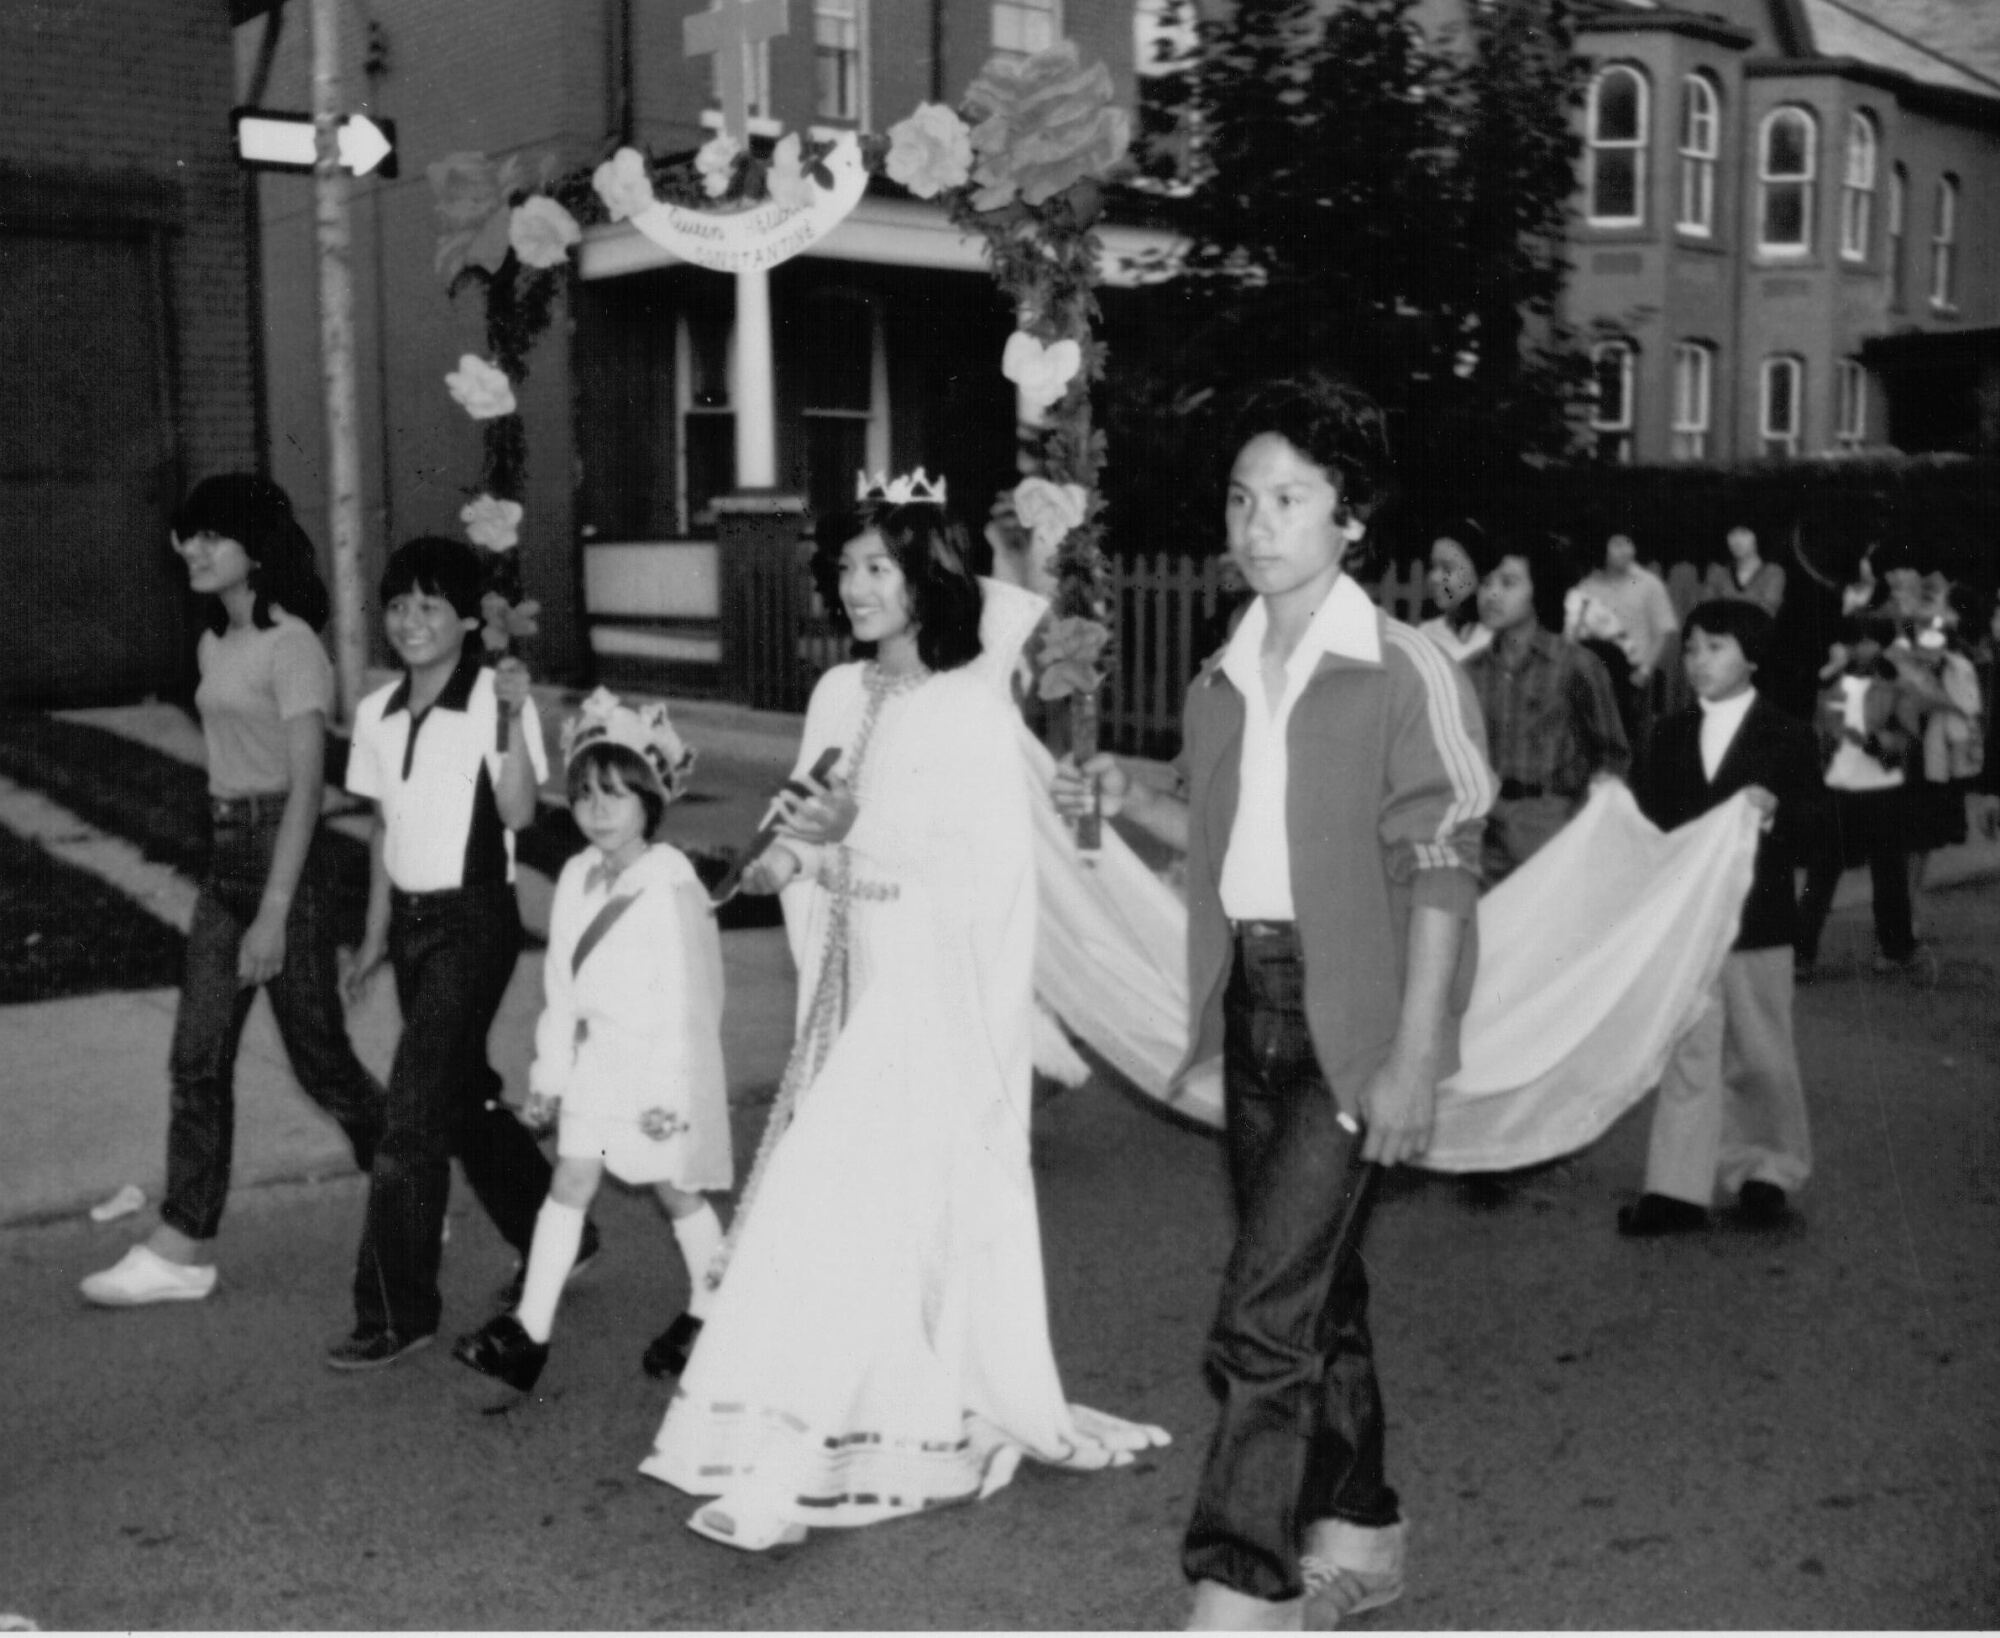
[640, 490, 1167, 1551]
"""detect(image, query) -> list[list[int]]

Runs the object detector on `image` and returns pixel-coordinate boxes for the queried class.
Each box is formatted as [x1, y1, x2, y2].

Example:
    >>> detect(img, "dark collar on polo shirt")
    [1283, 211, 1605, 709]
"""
[385, 640, 484, 779]
[384, 639, 482, 717]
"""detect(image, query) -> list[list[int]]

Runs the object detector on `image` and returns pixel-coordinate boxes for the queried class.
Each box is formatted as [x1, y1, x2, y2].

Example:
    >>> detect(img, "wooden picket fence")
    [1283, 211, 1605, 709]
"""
[727, 550, 1428, 737]
[1098, 556, 1427, 755]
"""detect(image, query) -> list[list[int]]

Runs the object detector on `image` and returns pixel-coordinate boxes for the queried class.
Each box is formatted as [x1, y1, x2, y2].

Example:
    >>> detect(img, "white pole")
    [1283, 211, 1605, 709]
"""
[311, 0, 369, 721]
[733, 265, 778, 489]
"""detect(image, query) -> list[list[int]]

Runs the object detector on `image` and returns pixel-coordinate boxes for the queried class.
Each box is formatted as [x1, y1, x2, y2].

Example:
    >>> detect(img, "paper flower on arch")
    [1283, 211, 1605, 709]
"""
[592, 147, 657, 222]
[963, 41, 1132, 212]
[509, 196, 580, 269]
[446, 355, 516, 421]
[1012, 476, 1088, 557]
[1002, 331, 1082, 414]
[1036, 615, 1110, 702]
[696, 133, 742, 199]
[765, 134, 817, 210]
[460, 495, 524, 552]
[480, 591, 541, 654]
[885, 103, 974, 199]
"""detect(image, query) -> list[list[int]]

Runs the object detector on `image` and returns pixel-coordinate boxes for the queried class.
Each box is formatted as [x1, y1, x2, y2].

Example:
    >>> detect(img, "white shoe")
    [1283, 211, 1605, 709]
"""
[80, 1245, 217, 1307]
[1186, 1580, 1304, 1630]
[1300, 1517, 1407, 1630]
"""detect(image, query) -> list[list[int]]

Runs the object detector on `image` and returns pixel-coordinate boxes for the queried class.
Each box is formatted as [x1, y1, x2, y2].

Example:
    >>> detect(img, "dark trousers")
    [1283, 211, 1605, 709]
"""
[1183, 924, 1398, 1603]
[1796, 786, 1915, 965]
[164, 808, 384, 1242]
[353, 883, 551, 1338]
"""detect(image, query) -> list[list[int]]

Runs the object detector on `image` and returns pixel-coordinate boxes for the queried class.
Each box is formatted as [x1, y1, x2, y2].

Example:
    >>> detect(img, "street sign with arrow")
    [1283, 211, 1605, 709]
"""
[231, 107, 398, 178]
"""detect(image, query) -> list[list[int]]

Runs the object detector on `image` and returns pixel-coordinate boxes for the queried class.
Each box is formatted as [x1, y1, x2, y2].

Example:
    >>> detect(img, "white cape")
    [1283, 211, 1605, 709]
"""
[1024, 686, 1762, 1174]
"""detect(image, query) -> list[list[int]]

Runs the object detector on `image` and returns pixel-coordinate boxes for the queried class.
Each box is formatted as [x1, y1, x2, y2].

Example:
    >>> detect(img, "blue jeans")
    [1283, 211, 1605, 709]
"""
[1182, 923, 1399, 1602]
[353, 883, 552, 1339]
[163, 800, 385, 1242]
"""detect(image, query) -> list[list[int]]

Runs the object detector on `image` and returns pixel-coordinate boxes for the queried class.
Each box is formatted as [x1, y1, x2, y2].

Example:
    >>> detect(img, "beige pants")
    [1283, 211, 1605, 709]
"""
[1644, 947, 1811, 1206]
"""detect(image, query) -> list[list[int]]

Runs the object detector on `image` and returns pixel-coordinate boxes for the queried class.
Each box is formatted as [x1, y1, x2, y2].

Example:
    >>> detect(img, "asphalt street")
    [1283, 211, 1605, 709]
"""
[3, 881, 1997, 1630]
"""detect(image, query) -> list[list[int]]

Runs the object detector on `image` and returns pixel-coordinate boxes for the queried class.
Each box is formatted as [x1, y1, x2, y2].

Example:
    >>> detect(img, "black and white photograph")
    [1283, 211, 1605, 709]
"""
[2, 0, 1997, 1628]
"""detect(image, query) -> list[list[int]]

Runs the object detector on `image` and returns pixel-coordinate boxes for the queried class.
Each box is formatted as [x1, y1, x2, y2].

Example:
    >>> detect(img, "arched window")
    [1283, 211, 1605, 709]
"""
[1672, 342, 1715, 461]
[1758, 106, 1816, 253]
[1587, 67, 1648, 227]
[1677, 74, 1719, 235]
[1888, 163, 1908, 308]
[1839, 111, 1877, 260]
[1760, 355, 1803, 457]
[1931, 173, 1959, 309]
[1591, 339, 1637, 463]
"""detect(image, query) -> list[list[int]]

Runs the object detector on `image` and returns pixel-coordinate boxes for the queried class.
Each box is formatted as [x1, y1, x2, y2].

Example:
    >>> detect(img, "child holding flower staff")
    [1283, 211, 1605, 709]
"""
[453, 689, 729, 1395]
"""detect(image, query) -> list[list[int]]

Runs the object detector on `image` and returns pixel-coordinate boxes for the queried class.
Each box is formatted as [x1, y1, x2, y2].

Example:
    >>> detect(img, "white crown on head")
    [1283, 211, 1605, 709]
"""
[560, 687, 696, 801]
[856, 467, 947, 507]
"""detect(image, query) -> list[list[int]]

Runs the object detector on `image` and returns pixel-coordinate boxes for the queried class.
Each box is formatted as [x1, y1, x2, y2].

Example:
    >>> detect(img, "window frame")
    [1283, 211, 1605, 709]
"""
[813, 0, 868, 126]
[1757, 105, 1817, 256]
[1671, 341, 1714, 461]
[1930, 173, 1959, 310]
[1888, 163, 1908, 309]
[1838, 110, 1877, 262]
[1586, 65, 1649, 229]
[992, 0, 1060, 59]
[1590, 339, 1637, 463]
[1760, 355, 1803, 457]
[1676, 73, 1719, 237]
[1835, 358, 1867, 451]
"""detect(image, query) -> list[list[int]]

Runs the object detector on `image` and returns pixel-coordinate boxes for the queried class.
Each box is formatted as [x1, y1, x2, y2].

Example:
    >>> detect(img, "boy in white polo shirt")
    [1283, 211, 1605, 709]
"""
[330, 536, 573, 1370]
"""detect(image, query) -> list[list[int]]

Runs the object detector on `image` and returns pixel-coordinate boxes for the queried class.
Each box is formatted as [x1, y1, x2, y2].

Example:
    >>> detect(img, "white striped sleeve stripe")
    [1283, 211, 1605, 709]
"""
[1383, 623, 1495, 865]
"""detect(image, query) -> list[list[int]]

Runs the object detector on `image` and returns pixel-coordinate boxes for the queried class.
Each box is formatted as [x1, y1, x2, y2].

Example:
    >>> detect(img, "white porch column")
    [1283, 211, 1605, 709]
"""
[733, 265, 778, 488]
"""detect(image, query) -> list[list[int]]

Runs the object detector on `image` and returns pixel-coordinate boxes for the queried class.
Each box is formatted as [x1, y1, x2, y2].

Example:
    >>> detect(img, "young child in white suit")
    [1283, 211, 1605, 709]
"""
[453, 688, 731, 1394]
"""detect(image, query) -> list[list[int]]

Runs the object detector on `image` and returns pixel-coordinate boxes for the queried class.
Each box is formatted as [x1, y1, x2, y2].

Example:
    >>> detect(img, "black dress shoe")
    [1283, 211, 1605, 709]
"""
[452, 1313, 550, 1393]
[1738, 1180, 1791, 1225]
[1616, 1193, 1710, 1237]
[642, 1313, 703, 1380]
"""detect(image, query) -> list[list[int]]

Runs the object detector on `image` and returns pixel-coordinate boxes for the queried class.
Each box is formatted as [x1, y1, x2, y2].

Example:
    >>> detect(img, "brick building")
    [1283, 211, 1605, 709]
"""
[1568, 0, 2000, 466]
[240, 0, 1171, 692]
[0, 0, 259, 705]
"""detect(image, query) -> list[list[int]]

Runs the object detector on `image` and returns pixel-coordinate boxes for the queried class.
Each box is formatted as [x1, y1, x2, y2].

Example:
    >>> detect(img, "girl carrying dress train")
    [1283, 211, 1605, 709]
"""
[639, 476, 1167, 1551]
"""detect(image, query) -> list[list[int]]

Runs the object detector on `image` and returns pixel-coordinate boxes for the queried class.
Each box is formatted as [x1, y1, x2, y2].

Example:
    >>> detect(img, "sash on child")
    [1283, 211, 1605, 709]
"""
[572, 890, 642, 976]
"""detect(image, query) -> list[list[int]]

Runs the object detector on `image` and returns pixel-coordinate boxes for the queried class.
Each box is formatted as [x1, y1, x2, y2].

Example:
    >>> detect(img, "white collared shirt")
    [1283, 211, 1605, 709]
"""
[1697, 687, 1756, 781]
[346, 649, 550, 891]
[1217, 575, 1381, 920]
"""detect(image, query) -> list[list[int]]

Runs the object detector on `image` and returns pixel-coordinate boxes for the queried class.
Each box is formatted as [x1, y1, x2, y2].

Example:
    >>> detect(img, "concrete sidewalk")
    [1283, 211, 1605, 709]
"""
[2, 690, 813, 1230]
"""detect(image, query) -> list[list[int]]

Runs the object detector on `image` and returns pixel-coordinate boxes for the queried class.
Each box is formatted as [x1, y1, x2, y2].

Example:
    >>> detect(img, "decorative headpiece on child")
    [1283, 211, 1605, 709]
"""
[560, 687, 695, 802]
[856, 468, 946, 507]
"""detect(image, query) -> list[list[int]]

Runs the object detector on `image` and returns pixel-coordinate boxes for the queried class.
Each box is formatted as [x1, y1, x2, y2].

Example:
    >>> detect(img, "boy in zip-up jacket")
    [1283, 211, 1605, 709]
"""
[1055, 376, 1494, 1631]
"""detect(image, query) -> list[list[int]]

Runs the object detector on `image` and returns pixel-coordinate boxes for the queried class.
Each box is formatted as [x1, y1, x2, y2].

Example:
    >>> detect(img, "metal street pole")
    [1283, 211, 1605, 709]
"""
[311, 0, 368, 722]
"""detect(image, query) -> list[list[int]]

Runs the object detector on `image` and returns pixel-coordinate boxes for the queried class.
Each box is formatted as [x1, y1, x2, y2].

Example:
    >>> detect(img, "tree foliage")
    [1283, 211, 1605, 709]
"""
[1107, 0, 1589, 554]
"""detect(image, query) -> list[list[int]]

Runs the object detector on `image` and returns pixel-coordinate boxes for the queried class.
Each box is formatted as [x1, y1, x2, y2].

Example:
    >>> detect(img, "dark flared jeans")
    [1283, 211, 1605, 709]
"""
[352, 883, 552, 1339]
[1796, 786, 1915, 965]
[163, 802, 384, 1242]
[1182, 923, 1400, 1603]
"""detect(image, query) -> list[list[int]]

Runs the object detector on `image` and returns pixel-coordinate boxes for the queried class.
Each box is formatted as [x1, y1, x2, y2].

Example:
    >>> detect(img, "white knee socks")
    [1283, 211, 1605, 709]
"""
[516, 1199, 585, 1343]
[670, 1203, 723, 1319]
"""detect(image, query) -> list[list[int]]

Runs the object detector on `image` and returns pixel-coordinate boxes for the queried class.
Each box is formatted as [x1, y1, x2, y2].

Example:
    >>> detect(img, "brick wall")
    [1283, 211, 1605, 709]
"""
[0, 0, 257, 489]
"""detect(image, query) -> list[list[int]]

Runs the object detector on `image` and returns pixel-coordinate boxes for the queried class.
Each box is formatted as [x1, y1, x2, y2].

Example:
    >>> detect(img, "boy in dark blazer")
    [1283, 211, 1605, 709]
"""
[1622, 599, 1828, 1235]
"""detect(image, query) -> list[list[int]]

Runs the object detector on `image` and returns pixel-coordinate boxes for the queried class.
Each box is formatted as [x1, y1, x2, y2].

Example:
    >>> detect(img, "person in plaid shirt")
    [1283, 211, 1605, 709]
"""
[1464, 532, 1631, 884]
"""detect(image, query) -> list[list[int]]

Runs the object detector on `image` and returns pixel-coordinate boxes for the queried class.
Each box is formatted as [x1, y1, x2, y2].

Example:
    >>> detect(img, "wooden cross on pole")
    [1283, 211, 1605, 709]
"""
[684, 0, 790, 143]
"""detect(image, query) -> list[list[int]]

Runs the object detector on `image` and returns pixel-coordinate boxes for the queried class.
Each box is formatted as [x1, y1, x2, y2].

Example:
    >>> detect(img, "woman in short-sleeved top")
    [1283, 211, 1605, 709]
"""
[80, 476, 384, 1308]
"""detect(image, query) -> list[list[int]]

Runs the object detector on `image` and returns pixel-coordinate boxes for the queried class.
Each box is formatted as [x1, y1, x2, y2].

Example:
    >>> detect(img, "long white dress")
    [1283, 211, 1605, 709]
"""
[639, 653, 1164, 1528]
